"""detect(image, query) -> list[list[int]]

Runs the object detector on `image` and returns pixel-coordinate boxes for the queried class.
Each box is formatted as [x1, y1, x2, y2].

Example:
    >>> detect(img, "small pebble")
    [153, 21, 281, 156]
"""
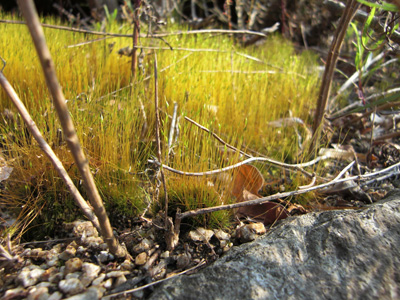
[133, 238, 153, 253]
[189, 227, 214, 243]
[120, 259, 134, 271]
[64, 257, 83, 275]
[58, 278, 85, 295]
[106, 271, 130, 278]
[102, 278, 113, 289]
[48, 291, 63, 300]
[65, 272, 82, 279]
[214, 229, 231, 241]
[160, 251, 170, 259]
[17, 267, 45, 287]
[135, 252, 148, 266]
[98, 251, 114, 263]
[91, 273, 106, 286]
[176, 253, 191, 269]
[59, 244, 77, 261]
[237, 222, 266, 243]
[27, 286, 49, 300]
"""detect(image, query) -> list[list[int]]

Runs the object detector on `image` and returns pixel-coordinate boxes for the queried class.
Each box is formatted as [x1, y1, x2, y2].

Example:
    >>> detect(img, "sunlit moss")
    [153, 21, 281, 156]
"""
[0, 14, 320, 239]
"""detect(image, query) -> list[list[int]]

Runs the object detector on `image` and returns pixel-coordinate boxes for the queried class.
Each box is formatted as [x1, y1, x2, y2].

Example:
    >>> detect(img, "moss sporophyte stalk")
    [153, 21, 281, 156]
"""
[0, 15, 320, 239]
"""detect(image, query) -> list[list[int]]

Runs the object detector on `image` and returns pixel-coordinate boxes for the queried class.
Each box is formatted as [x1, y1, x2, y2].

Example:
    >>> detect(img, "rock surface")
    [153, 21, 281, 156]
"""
[149, 194, 400, 300]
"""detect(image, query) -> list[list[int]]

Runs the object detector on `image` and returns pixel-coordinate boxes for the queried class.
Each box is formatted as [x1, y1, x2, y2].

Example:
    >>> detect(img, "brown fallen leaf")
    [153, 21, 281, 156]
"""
[232, 164, 289, 225]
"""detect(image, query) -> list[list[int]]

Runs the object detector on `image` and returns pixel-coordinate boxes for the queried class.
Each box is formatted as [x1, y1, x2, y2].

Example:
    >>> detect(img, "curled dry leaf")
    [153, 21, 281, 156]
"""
[232, 164, 289, 225]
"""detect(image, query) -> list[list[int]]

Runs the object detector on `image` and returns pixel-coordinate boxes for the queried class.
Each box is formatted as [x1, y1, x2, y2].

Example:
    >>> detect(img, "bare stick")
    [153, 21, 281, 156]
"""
[149, 156, 327, 177]
[0, 19, 271, 38]
[311, 0, 360, 151]
[0, 68, 100, 233]
[154, 54, 169, 228]
[184, 116, 316, 178]
[67, 36, 114, 48]
[17, 0, 126, 258]
[177, 160, 400, 220]
[185, 116, 250, 158]
[167, 102, 179, 158]
[131, 0, 141, 80]
[102, 260, 206, 300]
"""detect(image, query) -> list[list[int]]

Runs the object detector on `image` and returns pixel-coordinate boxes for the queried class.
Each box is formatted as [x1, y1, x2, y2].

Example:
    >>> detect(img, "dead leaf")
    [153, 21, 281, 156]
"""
[232, 164, 289, 225]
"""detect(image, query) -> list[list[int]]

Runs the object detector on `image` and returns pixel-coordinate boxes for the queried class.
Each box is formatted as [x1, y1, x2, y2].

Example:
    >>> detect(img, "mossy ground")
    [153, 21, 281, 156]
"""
[0, 15, 320, 240]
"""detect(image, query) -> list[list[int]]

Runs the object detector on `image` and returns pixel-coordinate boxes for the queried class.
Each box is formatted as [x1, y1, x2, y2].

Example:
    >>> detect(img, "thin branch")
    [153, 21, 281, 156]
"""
[17, 0, 126, 258]
[167, 102, 179, 158]
[102, 260, 207, 300]
[148, 156, 327, 177]
[154, 54, 169, 228]
[0, 19, 272, 38]
[183, 116, 317, 178]
[311, 0, 360, 150]
[177, 160, 400, 220]
[67, 36, 115, 48]
[184, 116, 250, 158]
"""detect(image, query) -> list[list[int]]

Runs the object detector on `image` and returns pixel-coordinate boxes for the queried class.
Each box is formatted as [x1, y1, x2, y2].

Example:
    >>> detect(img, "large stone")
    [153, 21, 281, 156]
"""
[149, 192, 400, 299]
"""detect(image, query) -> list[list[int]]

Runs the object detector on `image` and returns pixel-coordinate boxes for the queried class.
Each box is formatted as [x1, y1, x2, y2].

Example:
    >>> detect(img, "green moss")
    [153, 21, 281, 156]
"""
[0, 15, 320, 238]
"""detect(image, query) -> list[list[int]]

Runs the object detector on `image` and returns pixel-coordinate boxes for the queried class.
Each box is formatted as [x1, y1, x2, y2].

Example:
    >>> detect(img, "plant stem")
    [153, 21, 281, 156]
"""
[154, 54, 169, 228]
[311, 0, 360, 152]
[131, 0, 141, 80]
[17, 0, 126, 258]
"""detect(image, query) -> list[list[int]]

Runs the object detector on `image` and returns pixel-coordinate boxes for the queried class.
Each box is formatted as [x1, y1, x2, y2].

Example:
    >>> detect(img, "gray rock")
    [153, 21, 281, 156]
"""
[58, 278, 85, 295]
[149, 196, 400, 300]
[17, 267, 45, 287]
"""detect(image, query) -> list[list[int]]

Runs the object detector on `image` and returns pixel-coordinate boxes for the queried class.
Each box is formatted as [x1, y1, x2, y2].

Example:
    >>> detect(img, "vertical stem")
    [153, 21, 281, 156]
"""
[154, 54, 169, 227]
[310, 0, 360, 152]
[131, 0, 141, 81]
[17, 0, 126, 258]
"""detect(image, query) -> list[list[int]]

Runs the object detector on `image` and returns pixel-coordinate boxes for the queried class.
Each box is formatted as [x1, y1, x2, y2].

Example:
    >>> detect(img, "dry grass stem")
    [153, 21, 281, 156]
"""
[0, 19, 274, 39]
[153, 54, 168, 228]
[311, 0, 360, 150]
[149, 156, 326, 177]
[17, 0, 126, 258]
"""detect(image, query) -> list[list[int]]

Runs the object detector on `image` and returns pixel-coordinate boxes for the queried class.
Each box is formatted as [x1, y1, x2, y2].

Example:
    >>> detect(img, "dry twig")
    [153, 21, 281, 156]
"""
[17, 0, 126, 258]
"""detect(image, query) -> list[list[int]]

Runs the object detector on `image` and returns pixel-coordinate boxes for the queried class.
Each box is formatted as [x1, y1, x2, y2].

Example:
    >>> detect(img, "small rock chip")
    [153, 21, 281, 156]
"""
[135, 252, 148, 266]
[176, 253, 191, 269]
[106, 271, 130, 278]
[214, 229, 231, 241]
[114, 275, 127, 288]
[98, 251, 114, 263]
[91, 273, 106, 286]
[63, 286, 103, 300]
[236, 222, 266, 243]
[17, 267, 45, 287]
[59, 244, 77, 261]
[58, 278, 85, 295]
[120, 259, 135, 271]
[64, 257, 83, 275]
[103, 278, 113, 289]
[27, 286, 49, 300]
[65, 272, 82, 280]
[48, 291, 63, 300]
[133, 238, 153, 253]
[67, 220, 98, 238]
[160, 251, 170, 259]
[189, 227, 214, 243]
[80, 262, 101, 287]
